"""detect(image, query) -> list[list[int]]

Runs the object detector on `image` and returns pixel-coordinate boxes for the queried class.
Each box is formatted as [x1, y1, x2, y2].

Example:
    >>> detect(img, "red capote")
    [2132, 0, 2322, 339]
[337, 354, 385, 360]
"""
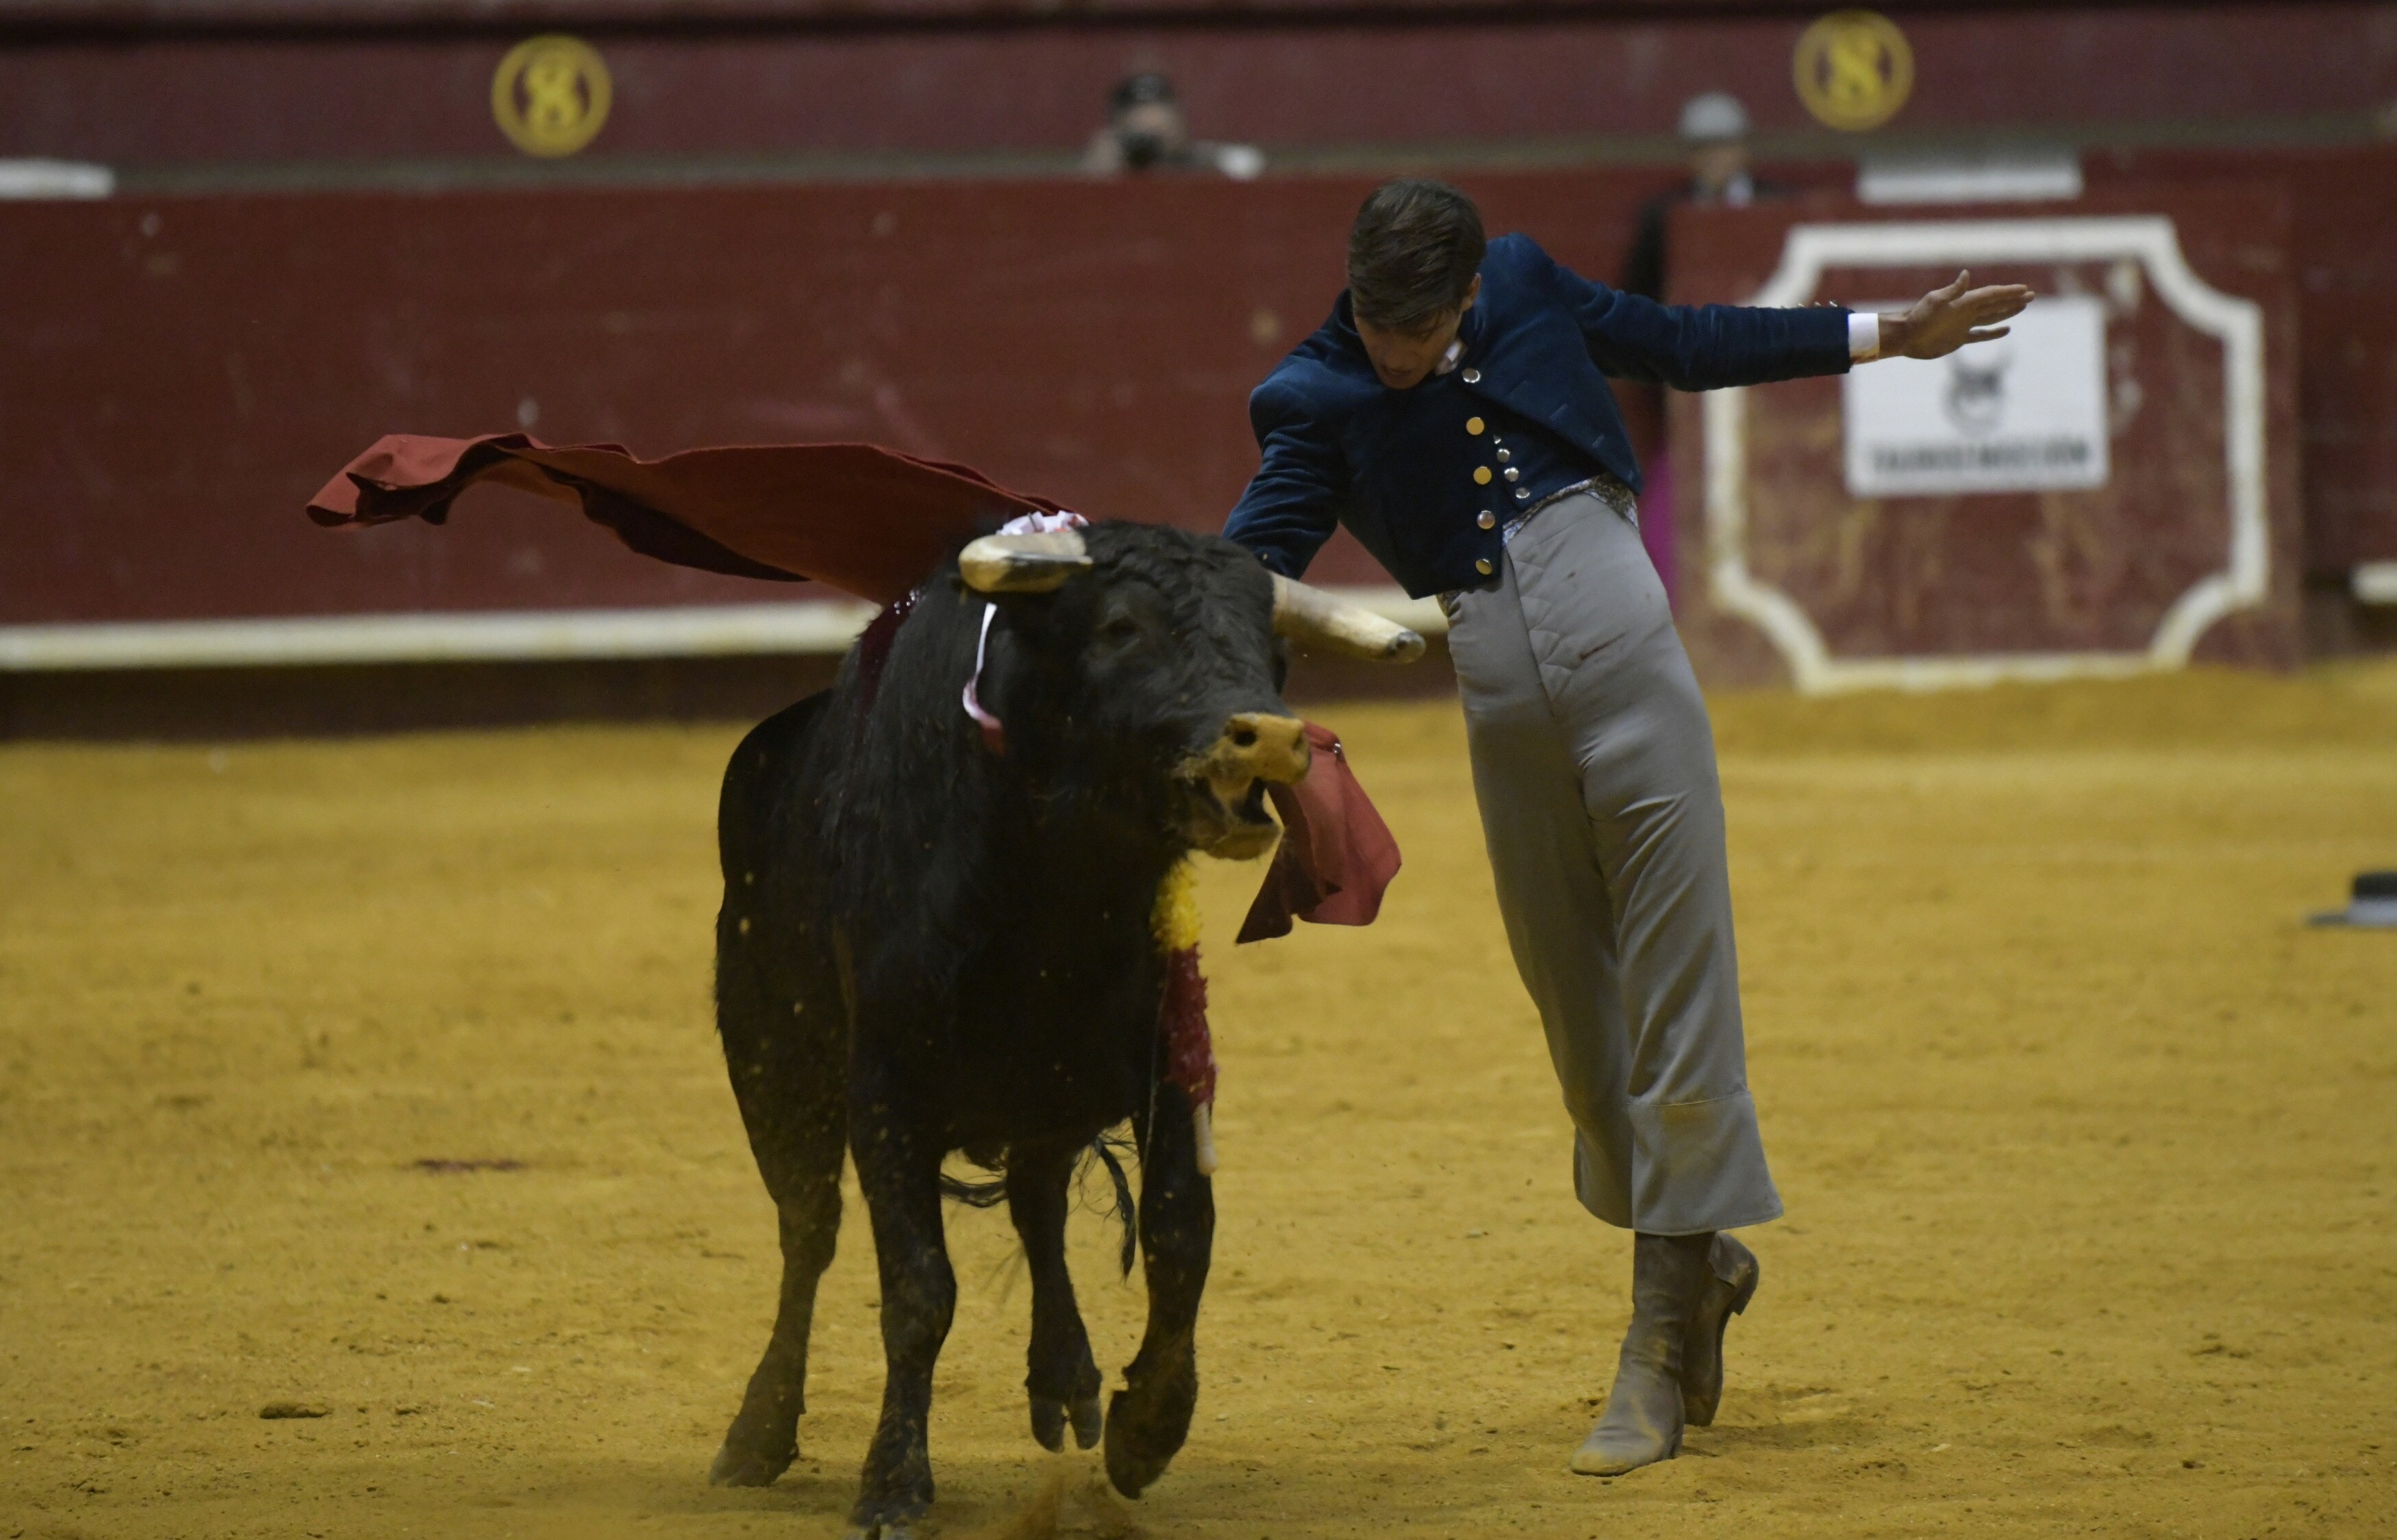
[1239, 724, 1403, 944]
[308, 431, 1398, 936]
[308, 433, 1065, 607]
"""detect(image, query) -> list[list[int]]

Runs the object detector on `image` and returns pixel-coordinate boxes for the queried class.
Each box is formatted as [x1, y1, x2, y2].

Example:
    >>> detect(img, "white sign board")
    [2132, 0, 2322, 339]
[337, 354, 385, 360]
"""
[1842, 294, 2109, 497]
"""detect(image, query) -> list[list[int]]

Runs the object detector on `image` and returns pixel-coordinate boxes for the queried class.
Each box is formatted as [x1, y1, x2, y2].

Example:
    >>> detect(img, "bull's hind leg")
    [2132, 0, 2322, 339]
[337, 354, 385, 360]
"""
[1105, 1084, 1215, 1500]
[1005, 1141, 1105, 1452]
[846, 1099, 953, 1539]
[709, 949, 847, 1487]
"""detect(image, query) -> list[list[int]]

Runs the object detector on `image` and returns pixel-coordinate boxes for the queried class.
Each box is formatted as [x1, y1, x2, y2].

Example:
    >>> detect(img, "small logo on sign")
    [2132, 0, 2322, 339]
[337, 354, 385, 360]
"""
[492, 36, 612, 158]
[1794, 10, 1913, 132]
[1944, 349, 2010, 434]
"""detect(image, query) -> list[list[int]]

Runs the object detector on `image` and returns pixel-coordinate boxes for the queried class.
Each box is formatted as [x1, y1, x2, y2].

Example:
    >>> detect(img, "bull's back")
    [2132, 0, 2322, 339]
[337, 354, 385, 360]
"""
[716, 691, 846, 1064]
[717, 692, 834, 886]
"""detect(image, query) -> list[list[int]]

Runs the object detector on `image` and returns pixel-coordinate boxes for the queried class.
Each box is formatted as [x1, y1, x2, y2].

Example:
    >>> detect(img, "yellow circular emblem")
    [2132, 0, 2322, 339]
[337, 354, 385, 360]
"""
[492, 36, 612, 158]
[1793, 10, 1914, 131]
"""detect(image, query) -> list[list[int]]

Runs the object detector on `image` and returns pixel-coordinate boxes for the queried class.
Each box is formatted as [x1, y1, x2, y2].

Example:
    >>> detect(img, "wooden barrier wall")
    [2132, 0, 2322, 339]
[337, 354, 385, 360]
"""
[2084, 146, 2397, 579]
[2, 157, 2386, 659]
[1, 168, 1679, 628]
[5, 3, 2391, 168]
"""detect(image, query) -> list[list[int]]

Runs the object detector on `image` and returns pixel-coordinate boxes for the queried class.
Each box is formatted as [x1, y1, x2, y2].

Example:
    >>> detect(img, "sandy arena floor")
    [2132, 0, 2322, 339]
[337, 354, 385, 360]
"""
[4, 663, 2395, 1539]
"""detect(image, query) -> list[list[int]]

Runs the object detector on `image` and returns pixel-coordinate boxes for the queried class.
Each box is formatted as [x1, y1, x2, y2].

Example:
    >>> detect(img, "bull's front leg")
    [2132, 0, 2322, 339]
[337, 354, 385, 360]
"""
[1005, 1139, 1105, 1452]
[1105, 1082, 1214, 1500]
[845, 1092, 954, 1540]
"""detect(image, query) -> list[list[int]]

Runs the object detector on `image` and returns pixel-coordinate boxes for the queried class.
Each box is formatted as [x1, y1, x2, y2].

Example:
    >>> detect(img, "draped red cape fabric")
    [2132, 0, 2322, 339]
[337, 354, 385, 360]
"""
[308, 433, 1068, 607]
[309, 432, 1399, 939]
[1238, 724, 1403, 944]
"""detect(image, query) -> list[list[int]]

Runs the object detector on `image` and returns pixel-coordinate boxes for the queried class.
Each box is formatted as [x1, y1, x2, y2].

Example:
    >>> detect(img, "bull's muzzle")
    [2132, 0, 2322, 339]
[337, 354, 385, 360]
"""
[1182, 712, 1309, 861]
[1205, 712, 1310, 789]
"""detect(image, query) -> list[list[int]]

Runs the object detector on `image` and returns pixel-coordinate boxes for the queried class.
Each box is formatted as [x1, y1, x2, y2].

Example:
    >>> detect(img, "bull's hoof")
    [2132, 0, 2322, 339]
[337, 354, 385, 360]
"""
[707, 1433, 796, 1488]
[1102, 1374, 1195, 1499]
[1029, 1391, 1105, 1453]
[843, 1493, 927, 1540]
[1030, 1396, 1064, 1454]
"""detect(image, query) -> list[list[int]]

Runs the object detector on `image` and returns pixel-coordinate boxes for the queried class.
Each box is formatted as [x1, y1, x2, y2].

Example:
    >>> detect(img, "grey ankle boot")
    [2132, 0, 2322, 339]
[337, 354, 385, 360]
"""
[1570, 1232, 1712, 1476]
[1680, 1232, 1760, 1428]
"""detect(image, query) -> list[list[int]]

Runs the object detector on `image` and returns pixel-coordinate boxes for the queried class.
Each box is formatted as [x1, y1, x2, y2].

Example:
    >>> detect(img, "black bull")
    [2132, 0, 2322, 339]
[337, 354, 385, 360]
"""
[703, 522, 1418, 1537]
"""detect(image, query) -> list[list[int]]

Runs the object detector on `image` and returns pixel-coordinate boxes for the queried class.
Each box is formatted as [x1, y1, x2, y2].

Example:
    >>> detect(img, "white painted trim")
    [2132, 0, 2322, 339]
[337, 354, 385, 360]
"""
[0, 602, 883, 671]
[1855, 151, 2083, 207]
[0, 158, 113, 199]
[2356, 563, 2397, 606]
[1707, 216, 2268, 694]
[0, 586, 1441, 671]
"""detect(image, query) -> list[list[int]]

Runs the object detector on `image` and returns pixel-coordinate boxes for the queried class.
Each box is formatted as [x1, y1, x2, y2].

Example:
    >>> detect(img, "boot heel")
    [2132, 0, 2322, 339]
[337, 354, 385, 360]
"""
[1680, 1239, 1757, 1429]
[1728, 1262, 1759, 1316]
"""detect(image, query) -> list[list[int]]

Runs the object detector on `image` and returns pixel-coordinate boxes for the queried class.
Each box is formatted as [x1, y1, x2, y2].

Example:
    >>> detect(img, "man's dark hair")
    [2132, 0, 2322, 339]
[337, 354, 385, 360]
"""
[1346, 179, 1487, 333]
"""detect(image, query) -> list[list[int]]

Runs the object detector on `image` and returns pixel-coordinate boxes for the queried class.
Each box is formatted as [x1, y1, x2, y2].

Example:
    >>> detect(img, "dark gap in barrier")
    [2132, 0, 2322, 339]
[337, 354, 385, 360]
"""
[2300, 581, 2397, 661]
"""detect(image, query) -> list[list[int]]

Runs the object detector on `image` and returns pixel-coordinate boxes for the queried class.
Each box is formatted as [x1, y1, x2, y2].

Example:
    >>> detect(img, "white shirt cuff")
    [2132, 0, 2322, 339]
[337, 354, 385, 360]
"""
[1848, 311, 1881, 362]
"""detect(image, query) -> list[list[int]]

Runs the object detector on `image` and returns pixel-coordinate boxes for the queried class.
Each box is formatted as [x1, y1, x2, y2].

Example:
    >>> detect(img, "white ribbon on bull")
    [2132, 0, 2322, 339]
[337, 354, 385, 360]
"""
[960, 510, 1090, 752]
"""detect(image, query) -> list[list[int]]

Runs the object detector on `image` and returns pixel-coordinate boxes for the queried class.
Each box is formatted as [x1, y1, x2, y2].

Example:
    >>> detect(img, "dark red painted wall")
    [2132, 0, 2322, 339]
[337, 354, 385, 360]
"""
[4, 4, 2392, 166]
[8, 153, 2392, 634]
[2, 169, 1671, 624]
[0, 0, 2276, 21]
[2083, 145, 2397, 575]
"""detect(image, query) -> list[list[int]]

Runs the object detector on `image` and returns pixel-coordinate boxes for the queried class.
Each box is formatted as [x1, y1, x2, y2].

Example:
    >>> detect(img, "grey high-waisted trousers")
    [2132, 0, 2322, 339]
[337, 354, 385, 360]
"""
[1446, 490, 1781, 1237]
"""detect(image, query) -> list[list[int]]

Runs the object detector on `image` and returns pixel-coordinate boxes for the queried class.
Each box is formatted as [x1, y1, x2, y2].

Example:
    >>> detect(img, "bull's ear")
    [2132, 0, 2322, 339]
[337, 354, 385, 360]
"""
[1271, 574, 1427, 663]
[959, 531, 1092, 594]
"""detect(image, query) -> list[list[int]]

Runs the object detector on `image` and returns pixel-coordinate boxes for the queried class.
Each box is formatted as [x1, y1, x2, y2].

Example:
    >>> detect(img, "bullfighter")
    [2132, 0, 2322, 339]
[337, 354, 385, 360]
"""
[1224, 179, 2030, 1475]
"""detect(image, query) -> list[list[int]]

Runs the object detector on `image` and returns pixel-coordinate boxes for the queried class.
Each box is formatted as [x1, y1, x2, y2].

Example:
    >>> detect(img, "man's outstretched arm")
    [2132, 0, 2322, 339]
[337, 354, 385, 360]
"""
[1851, 270, 2037, 361]
[1542, 238, 2034, 387]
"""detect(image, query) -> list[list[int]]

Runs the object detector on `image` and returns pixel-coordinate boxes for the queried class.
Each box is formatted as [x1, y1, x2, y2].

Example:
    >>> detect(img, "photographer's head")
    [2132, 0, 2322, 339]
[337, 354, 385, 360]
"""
[1346, 179, 1486, 390]
[1107, 72, 1190, 171]
[1678, 92, 1752, 199]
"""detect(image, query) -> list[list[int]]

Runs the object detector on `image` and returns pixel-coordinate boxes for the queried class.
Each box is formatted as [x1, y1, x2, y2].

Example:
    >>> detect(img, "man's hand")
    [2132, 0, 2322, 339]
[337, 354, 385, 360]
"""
[1880, 270, 2036, 359]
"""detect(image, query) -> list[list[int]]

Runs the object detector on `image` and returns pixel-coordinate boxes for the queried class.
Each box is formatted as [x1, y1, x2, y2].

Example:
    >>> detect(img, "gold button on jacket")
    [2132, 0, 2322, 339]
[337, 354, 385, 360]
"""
[1474, 557, 1494, 575]
[1466, 416, 1485, 435]
[1477, 511, 1496, 529]
[1473, 466, 1493, 485]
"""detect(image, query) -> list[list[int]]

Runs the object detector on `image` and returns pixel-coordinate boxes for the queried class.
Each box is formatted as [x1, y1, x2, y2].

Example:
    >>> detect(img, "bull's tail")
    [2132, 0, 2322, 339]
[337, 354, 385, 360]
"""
[937, 1130, 1141, 1277]
[937, 1168, 1011, 1208]
[1088, 1131, 1138, 1277]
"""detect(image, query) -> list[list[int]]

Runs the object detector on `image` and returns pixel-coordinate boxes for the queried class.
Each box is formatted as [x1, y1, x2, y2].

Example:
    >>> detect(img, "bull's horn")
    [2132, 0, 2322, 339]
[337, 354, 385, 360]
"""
[958, 531, 1092, 593]
[1271, 575, 1427, 663]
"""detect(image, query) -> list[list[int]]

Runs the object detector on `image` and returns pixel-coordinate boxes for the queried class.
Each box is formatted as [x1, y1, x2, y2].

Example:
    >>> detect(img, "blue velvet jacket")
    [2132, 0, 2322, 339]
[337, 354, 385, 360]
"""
[1224, 233, 1855, 598]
